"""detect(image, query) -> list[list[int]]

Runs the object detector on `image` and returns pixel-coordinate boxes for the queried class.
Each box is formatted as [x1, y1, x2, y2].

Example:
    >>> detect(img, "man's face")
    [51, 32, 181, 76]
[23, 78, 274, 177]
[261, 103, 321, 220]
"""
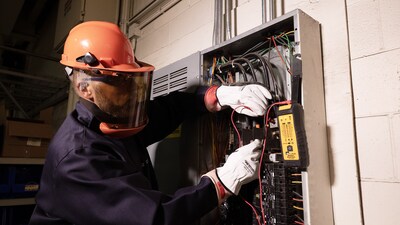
[90, 74, 150, 120]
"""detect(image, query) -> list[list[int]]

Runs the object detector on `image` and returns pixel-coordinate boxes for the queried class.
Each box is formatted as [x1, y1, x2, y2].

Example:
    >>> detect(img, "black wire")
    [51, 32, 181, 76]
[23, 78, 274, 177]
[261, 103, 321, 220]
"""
[264, 60, 281, 102]
[219, 62, 248, 82]
[244, 53, 269, 88]
[232, 58, 257, 82]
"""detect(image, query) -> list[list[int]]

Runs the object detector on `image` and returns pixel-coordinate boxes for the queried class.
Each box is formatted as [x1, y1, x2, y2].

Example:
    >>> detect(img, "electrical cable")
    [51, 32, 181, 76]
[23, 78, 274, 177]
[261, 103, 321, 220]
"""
[219, 62, 248, 82]
[271, 36, 292, 75]
[232, 58, 257, 82]
[243, 53, 269, 87]
[293, 205, 304, 211]
[239, 40, 269, 58]
[258, 100, 292, 224]
[229, 105, 264, 225]
[241, 196, 262, 225]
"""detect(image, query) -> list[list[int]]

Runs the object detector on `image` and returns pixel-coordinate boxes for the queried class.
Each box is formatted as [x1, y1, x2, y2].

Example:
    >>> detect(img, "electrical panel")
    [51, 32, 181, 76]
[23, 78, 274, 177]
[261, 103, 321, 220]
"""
[149, 9, 333, 225]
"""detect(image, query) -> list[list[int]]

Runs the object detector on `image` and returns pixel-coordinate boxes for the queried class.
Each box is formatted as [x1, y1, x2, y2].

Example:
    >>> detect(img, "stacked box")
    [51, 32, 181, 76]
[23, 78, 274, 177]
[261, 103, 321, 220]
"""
[1, 119, 54, 158]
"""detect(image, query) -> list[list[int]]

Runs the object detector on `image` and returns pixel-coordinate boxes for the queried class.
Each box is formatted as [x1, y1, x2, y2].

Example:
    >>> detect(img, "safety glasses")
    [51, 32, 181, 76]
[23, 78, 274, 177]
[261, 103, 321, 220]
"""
[65, 66, 147, 86]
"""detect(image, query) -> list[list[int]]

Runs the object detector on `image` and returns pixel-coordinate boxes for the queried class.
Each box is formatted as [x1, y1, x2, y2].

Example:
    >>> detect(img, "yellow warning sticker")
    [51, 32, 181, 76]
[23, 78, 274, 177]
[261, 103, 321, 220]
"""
[25, 184, 39, 192]
[278, 114, 299, 161]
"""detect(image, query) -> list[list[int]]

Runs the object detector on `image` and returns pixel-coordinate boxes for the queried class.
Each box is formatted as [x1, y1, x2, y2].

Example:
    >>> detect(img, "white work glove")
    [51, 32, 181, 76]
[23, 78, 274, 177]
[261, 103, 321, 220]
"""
[216, 139, 262, 195]
[216, 84, 272, 117]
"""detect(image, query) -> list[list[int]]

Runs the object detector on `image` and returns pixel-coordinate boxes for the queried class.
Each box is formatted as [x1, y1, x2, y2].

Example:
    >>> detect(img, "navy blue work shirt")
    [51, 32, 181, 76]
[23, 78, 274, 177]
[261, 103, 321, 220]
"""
[29, 90, 218, 225]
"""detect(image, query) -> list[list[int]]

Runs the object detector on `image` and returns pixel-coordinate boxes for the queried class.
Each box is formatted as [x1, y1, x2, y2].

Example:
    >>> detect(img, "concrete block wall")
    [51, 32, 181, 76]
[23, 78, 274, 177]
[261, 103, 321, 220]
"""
[129, 0, 400, 224]
[135, 0, 214, 69]
[348, 0, 400, 224]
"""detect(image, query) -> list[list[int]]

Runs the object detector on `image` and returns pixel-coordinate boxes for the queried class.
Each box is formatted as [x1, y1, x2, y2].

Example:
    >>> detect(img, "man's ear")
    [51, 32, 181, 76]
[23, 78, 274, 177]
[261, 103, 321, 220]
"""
[76, 82, 93, 100]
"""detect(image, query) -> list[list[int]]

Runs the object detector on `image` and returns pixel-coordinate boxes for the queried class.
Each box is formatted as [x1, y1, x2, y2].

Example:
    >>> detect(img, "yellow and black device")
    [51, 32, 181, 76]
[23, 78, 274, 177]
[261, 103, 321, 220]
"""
[276, 103, 309, 168]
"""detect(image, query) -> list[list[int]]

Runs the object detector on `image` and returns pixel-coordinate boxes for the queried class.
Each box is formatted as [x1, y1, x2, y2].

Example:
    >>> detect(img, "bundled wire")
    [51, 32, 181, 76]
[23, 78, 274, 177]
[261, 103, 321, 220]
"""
[218, 61, 248, 82]
[232, 58, 257, 82]
[267, 31, 295, 76]
[243, 52, 281, 102]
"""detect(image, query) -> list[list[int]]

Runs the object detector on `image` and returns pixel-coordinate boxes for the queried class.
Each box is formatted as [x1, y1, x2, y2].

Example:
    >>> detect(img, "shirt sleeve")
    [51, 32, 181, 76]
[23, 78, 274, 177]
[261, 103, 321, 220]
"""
[139, 87, 210, 146]
[50, 146, 218, 225]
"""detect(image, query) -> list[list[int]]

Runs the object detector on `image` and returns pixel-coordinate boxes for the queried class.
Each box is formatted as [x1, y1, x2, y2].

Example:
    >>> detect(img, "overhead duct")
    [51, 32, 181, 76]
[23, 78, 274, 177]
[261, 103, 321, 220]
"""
[0, 0, 24, 35]
[127, 0, 181, 30]
[53, 0, 120, 53]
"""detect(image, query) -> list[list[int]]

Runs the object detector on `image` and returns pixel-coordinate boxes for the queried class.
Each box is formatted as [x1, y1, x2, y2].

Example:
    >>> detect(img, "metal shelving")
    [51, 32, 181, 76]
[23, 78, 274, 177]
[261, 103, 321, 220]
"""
[0, 157, 45, 165]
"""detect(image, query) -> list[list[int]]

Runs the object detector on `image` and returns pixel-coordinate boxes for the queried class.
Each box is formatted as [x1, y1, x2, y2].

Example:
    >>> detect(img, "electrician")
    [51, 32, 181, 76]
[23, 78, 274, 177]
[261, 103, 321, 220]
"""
[29, 21, 272, 225]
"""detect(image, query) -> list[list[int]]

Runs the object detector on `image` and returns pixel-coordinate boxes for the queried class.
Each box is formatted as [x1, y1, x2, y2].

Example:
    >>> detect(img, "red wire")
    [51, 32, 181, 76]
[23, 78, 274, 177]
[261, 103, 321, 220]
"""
[242, 197, 262, 225]
[230, 105, 263, 225]
[258, 100, 292, 224]
[230, 101, 291, 225]
[271, 36, 292, 75]
[230, 105, 252, 148]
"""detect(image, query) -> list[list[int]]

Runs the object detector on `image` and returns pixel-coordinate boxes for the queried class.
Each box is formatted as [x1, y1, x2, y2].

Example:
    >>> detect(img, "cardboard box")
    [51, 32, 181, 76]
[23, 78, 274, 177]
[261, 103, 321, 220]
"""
[39, 107, 53, 124]
[1, 119, 54, 158]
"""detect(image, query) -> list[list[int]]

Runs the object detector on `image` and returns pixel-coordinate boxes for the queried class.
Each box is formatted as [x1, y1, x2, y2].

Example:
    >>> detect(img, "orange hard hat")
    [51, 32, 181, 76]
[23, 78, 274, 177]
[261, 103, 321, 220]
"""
[60, 21, 154, 73]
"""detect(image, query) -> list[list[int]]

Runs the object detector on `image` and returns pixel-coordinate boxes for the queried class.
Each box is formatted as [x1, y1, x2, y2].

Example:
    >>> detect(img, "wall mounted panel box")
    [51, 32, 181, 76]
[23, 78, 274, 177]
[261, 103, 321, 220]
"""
[150, 52, 201, 100]
[148, 52, 203, 195]
[200, 9, 333, 225]
[148, 9, 332, 225]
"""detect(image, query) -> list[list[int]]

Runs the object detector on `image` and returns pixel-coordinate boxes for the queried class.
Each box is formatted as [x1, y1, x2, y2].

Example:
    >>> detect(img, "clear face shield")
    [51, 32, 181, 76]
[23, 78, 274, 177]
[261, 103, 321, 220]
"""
[67, 67, 152, 136]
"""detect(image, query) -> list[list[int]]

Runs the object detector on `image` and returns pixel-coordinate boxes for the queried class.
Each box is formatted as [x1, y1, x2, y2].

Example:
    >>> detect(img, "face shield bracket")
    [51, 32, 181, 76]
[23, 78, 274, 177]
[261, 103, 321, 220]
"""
[76, 52, 99, 66]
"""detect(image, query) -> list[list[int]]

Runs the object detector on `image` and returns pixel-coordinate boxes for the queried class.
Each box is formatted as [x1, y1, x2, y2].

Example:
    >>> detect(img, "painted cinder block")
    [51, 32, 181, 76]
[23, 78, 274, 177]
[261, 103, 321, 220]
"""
[348, 0, 400, 59]
[136, 24, 170, 58]
[236, 0, 262, 35]
[361, 181, 400, 225]
[351, 48, 400, 117]
[356, 116, 395, 181]
[392, 113, 400, 181]
[347, 0, 382, 59]
[169, 0, 212, 42]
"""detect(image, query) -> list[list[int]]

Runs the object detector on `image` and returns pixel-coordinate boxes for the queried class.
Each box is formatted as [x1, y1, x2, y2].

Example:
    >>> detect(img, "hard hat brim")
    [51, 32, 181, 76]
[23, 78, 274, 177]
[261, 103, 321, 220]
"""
[60, 59, 155, 73]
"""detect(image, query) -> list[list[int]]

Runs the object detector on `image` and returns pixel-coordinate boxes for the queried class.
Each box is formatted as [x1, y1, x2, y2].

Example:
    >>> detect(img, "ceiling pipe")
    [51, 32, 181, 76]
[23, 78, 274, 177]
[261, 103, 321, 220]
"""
[269, 0, 276, 21]
[262, 0, 276, 23]
[212, 0, 223, 46]
[128, 0, 182, 30]
[0, 68, 65, 84]
[0, 45, 59, 62]
[0, 81, 29, 119]
[225, 0, 233, 40]
[28, 85, 69, 117]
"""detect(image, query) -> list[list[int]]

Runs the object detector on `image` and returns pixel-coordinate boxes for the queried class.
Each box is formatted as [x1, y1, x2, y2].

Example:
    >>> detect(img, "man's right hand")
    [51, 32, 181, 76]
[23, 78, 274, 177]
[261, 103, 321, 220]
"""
[216, 139, 262, 195]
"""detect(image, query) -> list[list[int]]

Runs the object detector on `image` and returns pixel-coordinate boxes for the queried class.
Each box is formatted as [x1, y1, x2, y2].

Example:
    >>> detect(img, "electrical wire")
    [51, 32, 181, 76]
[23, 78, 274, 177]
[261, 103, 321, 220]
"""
[271, 35, 292, 75]
[233, 58, 258, 82]
[293, 191, 303, 198]
[241, 196, 262, 225]
[295, 214, 304, 222]
[258, 100, 292, 224]
[219, 62, 248, 82]
[230, 105, 252, 147]
[229, 105, 264, 225]
[293, 205, 304, 211]
[244, 53, 269, 87]
[212, 30, 298, 224]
